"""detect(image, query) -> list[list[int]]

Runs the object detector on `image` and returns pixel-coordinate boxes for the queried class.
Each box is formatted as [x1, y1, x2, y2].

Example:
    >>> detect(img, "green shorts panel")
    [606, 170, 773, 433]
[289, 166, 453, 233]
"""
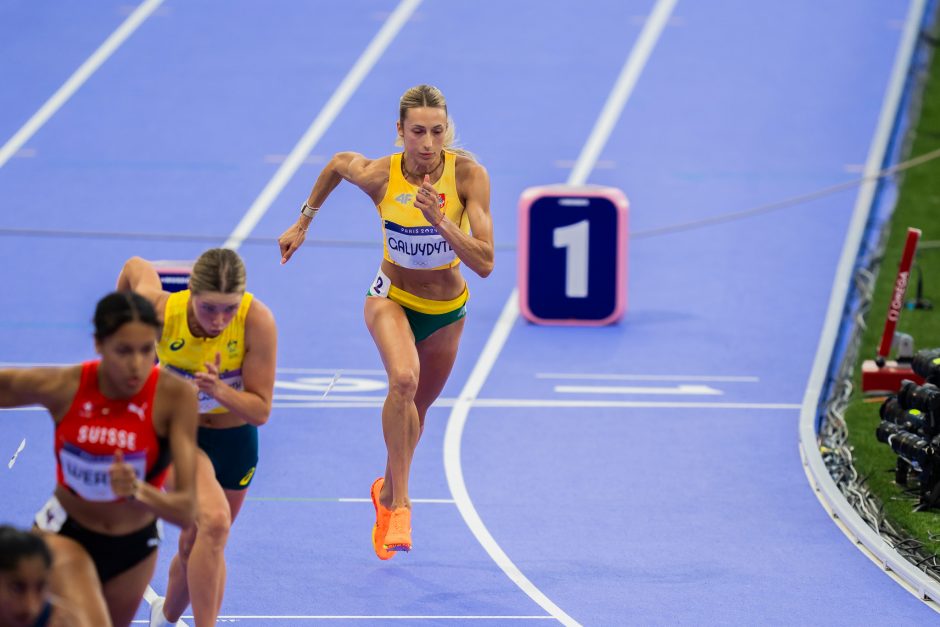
[403, 304, 467, 342]
[197, 423, 258, 490]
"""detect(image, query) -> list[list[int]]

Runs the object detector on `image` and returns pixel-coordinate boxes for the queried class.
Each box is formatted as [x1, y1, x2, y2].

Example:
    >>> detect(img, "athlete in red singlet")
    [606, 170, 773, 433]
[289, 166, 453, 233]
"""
[0, 292, 199, 627]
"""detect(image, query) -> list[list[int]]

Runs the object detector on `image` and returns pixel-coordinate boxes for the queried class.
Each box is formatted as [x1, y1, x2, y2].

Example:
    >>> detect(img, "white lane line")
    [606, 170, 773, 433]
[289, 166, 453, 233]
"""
[130, 617, 553, 622]
[798, 0, 940, 608]
[144, 585, 190, 627]
[338, 497, 454, 504]
[553, 384, 722, 395]
[145, 1, 420, 620]
[277, 400, 798, 410]
[2, 399, 799, 411]
[568, 0, 679, 186]
[537, 372, 759, 382]
[0, 0, 164, 169]
[444, 4, 675, 624]
[222, 0, 423, 250]
[0, 362, 384, 375]
[276, 367, 385, 375]
[244, 497, 454, 503]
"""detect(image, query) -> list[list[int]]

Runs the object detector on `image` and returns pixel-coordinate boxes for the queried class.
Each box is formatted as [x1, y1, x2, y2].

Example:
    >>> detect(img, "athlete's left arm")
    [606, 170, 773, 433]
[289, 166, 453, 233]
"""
[203, 300, 277, 426]
[122, 373, 198, 527]
[421, 160, 494, 277]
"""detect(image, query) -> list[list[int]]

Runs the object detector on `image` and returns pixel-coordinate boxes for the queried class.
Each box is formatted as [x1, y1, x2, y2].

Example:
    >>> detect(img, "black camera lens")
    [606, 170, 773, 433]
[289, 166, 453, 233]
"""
[880, 398, 906, 423]
[912, 348, 940, 385]
[897, 380, 940, 415]
[876, 420, 901, 443]
[888, 431, 930, 468]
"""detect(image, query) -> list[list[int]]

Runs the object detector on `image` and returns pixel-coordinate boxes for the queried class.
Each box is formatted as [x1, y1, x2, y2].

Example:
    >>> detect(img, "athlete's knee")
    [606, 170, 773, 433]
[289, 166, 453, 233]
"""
[197, 507, 232, 548]
[177, 524, 198, 560]
[387, 367, 419, 399]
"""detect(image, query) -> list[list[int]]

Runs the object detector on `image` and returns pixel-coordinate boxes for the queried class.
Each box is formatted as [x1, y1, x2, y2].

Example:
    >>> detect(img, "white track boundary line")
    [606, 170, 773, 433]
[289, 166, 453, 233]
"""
[443, 2, 677, 625]
[131, 617, 553, 622]
[0, 0, 164, 169]
[222, 0, 422, 250]
[146, 1, 421, 618]
[4, 400, 799, 411]
[536, 372, 759, 382]
[797, 0, 940, 610]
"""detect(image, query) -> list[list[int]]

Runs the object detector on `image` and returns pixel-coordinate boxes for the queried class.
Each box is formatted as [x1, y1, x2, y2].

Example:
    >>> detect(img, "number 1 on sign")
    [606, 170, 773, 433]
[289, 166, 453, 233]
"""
[553, 220, 589, 298]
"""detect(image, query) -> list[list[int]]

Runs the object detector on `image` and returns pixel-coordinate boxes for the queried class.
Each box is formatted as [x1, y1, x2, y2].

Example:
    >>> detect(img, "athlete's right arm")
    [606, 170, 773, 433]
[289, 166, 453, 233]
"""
[0, 368, 69, 410]
[116, 257, 170, 321]
[278, 152, 388, 264]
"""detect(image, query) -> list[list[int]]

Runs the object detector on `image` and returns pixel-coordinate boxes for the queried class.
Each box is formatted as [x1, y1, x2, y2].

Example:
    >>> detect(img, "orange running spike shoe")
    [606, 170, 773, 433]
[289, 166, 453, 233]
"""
[371, 478, 394, 560]
[384, 507, 412, 552]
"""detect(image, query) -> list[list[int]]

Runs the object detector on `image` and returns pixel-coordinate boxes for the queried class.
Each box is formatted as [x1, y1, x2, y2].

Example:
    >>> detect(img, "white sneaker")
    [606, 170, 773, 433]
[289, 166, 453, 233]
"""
[149, 597, 183, 627]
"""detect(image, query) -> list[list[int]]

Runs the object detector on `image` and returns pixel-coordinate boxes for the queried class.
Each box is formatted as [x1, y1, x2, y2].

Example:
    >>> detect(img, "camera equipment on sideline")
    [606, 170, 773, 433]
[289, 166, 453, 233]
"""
[911, 348, 940, 386]
[875, 372, 940, 510]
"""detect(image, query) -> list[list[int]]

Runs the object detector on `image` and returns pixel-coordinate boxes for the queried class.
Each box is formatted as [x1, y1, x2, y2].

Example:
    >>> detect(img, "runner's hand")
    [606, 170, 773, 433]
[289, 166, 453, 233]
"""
[194, 352, 222, 398]
[415, 175, 444, 226]
[278, 221, 308, 264]
[110, 449, 139, 499]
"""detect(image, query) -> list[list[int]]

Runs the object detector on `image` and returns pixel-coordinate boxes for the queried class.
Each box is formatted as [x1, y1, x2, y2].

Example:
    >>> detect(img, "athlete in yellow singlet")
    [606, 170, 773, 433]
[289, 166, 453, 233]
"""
[117, 249, 277, 627]
[278, 84, 494, 558]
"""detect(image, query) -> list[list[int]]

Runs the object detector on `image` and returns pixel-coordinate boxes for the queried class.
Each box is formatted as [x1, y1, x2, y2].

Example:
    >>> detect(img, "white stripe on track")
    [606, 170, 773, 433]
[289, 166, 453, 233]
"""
[223, 0, 423, 250]
[0, 0, 164, 169]
[146, 0, 421, 618]
[130, 616, 553, 622]
[536, 372, 759, 382]
[443, 2, 678, 626]
[798, 0, 940, 609]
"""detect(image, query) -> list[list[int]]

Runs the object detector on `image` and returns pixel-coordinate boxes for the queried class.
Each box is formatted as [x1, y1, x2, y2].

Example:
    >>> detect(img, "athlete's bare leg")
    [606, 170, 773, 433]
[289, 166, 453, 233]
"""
[163, 451, 231, 627]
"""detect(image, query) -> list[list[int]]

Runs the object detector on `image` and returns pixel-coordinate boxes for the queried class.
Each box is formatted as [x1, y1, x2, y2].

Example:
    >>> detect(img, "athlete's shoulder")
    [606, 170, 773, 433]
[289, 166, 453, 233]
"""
[162, 289, 188, 314]
[31, 364, 83, 416]
[454, 154, 488, 180]
[335, 152, 390, 201]
[455, 155, 489, 201]
[246, 297, 276, 328]
[336, 152, 389, 175]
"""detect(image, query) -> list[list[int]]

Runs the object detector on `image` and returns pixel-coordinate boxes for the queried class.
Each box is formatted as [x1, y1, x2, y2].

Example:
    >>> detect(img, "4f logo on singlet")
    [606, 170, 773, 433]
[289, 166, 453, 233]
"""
[395, 192, 446, 209]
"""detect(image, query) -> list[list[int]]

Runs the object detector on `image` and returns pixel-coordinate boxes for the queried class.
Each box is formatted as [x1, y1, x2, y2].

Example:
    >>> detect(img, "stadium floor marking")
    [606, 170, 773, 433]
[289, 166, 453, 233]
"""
[0, 0, 165, 168]
[442, 4, 678, 626]
[131, 616, 554, 622]
[246, 497, 455, 504]
[1, 399, 801, 411]
[270, 399, 801, 410]
[221, 0, 422, 249]
[536, 372, 760, 382]
[553, 384, 723, 395]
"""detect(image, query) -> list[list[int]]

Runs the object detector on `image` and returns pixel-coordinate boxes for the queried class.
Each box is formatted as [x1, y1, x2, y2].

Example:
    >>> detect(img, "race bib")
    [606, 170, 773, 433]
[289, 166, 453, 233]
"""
[58, 444, 146, 502]
[165, 365, 244, 413]
[384, 220, 456, 269]
[368, 267, 392, 298]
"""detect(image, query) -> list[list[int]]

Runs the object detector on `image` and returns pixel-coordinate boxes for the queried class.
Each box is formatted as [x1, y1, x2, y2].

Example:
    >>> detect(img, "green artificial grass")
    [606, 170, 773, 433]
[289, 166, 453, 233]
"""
[843, 37, 940, 554]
